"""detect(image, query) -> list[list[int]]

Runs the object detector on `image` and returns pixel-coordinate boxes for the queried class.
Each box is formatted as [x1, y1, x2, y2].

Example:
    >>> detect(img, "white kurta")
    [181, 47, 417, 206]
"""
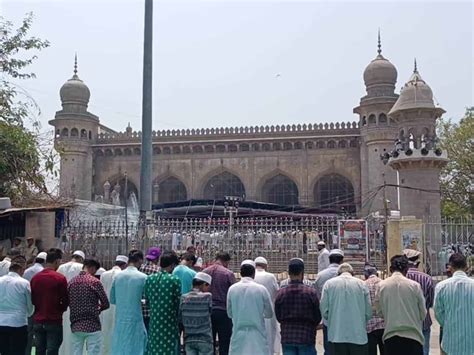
[318, 248, 330, 272]
[100, 266, 123, 355]
[57, 261, 83, 355]
[254, 268, 281, 354]
[227, 277, 274, 355]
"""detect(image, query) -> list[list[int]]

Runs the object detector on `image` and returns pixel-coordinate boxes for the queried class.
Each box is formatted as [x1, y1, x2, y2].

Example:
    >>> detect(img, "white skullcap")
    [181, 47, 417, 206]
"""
[194, 272, 212, 285]
[403, 249, 421, 259]
[241, 259, 256, 268]
[195, 257, 203, 267]
[72, 250, 85, 259]
[115, 255, 129, 263]
[95, 267, 106, 276]
[329, 249, 344, 257]
[317, 241, 326, 246]
[37, 252, 47, 261]
[337, 263, 353, 274]
[254, 256, 268, 265]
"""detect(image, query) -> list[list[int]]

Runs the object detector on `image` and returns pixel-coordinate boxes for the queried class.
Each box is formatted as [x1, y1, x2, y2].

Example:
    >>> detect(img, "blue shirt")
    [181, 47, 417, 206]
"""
[173, 265, 197, 294]
[320, 272, 372, 345]
[434, 271, 474, 355]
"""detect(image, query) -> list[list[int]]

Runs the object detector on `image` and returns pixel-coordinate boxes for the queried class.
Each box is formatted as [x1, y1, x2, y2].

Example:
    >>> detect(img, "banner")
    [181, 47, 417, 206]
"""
[338, 220, 368, 262]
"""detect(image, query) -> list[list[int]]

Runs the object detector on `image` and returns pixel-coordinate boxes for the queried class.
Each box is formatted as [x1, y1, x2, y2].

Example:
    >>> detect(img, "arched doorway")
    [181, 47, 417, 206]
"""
[261, 174, 299, 205]
[155, 176, 187, 203]
[313, 174, 355, 213]
[203, 172, 245, 200]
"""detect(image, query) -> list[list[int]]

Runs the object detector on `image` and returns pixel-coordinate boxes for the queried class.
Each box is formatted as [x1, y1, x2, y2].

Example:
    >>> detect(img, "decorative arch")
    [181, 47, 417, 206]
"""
[61, 128, 69, 137]
[327, 140, 336, 149]
[70, 128, 78, 137]
[378, 113, 388, 124]
[155, 176, 187, 203]
[261, 173, 299, 205]
[203, 171, 246, 200]
[338, 140, 347, 148]
[313, 173, 355, 213]
[104, 175, 139, 207]
[80, 129, 87, 138]
[368, 114, 376, 125]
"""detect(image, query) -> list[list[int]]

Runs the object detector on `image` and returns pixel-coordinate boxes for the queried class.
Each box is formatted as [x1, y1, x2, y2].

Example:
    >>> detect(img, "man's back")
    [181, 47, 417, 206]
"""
[0, 272, 34, 327]
[203, 263, 235, 310]
[406, 267, 434, 330]
[318, 248, 330, 272]
[313, 264, 339, 299]
[57, 261, 83, 282]
[254, 269, 279, 301]
[180, 290, 213, 343]
[23, 263, 44, 282]
[435, 271, 474, 355]
[377, 272, 426, 345]
[111, 266, 147, 320]
[320, 273, 371, 345]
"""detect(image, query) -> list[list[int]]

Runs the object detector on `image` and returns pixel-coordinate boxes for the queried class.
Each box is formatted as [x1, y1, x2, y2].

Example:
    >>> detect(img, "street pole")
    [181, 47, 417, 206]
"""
[124, 172, 129, 252]
[139, 0, 153, 217]
[382, 173, 389, 272]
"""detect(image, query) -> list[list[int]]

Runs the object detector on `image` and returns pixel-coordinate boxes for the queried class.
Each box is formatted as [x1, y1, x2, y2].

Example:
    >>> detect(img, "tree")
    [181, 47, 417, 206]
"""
[0, 12, 55, 203]
[438, 107, 474, 218]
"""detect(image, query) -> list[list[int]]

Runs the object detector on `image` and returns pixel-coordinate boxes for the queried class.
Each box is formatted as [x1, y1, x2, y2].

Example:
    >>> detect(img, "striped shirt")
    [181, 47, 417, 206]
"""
[434, 271, 474, 355]
[406, 268, 434, 331]
[179, 289, 213, 343]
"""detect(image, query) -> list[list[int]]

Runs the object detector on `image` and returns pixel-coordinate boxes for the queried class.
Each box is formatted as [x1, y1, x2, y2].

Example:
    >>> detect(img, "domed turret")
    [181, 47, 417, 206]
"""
[389, 60, 444, 117]
[59, 54, 90, 111]
[362, 31, 398, 97]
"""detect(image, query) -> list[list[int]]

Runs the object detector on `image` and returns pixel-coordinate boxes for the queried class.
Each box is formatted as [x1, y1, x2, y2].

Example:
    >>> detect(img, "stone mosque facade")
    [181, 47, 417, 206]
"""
[49, 41, 447, 219]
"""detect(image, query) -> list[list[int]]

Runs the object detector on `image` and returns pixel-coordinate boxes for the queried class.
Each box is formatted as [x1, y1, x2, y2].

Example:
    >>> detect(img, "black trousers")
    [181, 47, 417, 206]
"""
[385, 336, 422, 355]
[0, 325, 28, 355]
[33, 323, 63, 355]
[328, 342, 368, 355]
[211, 309, 232, 355]
[367, 329, 384, 355]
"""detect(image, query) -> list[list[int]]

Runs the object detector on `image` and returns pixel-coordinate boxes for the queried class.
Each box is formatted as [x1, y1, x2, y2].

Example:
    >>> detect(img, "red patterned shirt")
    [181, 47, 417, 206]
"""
[68, 271, 109, 333]
[139, 261, 160, 319]
[275, 280, 321, 345]
[365, 275, 385, 333]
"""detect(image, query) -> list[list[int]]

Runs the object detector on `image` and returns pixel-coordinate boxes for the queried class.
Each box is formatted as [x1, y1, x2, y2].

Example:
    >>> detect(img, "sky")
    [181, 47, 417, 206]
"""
[2, 0, 473, 134]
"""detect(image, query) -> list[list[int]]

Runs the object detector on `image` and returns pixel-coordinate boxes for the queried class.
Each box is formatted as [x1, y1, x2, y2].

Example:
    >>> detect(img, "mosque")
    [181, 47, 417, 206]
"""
[49, 36, 447, 220]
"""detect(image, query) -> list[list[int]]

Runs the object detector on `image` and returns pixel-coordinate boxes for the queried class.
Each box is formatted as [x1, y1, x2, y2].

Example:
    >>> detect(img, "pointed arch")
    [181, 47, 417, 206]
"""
[104, 174, 139, 207]
[261, 173, 299, 205]
[313, 173, 355, 213]
[155, 176, 187, 203]
[203, 171, 245, 200]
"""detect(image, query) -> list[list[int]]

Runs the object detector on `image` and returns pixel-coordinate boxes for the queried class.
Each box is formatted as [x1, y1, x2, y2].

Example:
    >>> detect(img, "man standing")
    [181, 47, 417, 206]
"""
[203, 252, 236, 355]
[173, 252, 197, 294]
[23, 252, 47, 282]
[317, 241, 330, 272]
[144, 251, 182, 355]
[275, 258, 321, 355]
[57, 250, 85, 355]
[0, 248, 22, 277]
[110, 250, 147, 355]
[313, 248, 344, 354]
[139, 247, 161, 331]
[179, 272, 213, 355]
[0, 255, 34, 355]
[403, 249, 434, 355]
[68, 259, 109, 355]
[25, 237, 39, 266]
[23, 251, 47, 355]
[227, 260, 273, 355]
[434, 253, 474, 355]
[254, 256, 280, 354]
[99, 255, 128, 355]
[377, 255, 426, 355]
[364, 263, 385, 355]
[320, 263, 371, 355]
[31, 248, 69, 355]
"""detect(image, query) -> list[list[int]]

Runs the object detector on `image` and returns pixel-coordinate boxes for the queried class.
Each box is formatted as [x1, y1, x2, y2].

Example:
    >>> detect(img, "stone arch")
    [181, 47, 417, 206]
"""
[294, 142, 303, 150]
[70, 128, 78, 137]
[305, 142, 314, 149]
[216, 145, 226, 153]
[154, 175, 188, 203]
[260, 173, 299, 205]
[205, 145, 215, 153]
[327, 140, 336, 149]
[251, 143, 260, 151]
[183, 146, 191, 154]
[378, 113, 388, 124]
[240, 143, 250, 152]
[338, 140, 347, 148]
[153, 146, 161, 155]
[362, 116, 367, 126]
[316, 141, 325, 149]
[202, 170, 246, 200]
[368, 114, 376, 125]
[273, 142, 282, 151]
[349, 139, 358, 148]
[193, 146, 203, 153]
[262, 143, 271, 151]
[104, 175, 139, 207]
[313, 173, 356, 213]
[80, 129, 87, 138]
[134, 147, 141, 155]
[283, 142, 293, 150]
[172, 146, 181, 154]
[163, 147, 171, 154]
[228, 144, 238, 152]
[114, 148, 123, 156]
[124, 148, 132, 156]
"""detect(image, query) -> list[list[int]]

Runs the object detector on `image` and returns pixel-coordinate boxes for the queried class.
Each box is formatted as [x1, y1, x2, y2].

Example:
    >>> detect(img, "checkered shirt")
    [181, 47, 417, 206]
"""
[365, 275, 385, 333]
[139, 261, 160, 319]
[275, 280, 322, 345]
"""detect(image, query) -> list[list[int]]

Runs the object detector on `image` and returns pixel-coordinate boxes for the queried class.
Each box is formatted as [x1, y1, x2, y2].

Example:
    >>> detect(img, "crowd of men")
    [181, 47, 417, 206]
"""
[0, 240, 472, 355]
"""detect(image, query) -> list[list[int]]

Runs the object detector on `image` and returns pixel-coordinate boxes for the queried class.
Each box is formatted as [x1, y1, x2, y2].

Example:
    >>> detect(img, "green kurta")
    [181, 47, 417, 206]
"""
[144, 270, 182, 355]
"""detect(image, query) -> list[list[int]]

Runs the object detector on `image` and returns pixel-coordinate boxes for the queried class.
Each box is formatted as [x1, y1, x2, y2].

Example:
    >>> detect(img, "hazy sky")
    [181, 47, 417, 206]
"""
[2, 0, 473, 134]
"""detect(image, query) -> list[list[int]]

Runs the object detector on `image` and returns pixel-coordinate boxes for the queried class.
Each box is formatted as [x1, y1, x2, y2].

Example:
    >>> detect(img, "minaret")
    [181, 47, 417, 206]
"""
[386, 60, 448, 219]
[49, 55, 99, 200]
[354, 31, 399, 216]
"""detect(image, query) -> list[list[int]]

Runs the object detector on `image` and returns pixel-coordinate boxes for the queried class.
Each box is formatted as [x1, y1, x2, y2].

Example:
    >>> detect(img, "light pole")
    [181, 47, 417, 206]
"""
[139, 0, 153, 217]
[224, 196, 241, 241]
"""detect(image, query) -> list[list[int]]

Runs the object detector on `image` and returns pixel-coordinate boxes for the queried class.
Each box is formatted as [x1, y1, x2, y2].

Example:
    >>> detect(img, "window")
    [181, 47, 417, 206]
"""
[70, 128, 78, 137]
[314, 174, 355, 213]
[203, 172, 245, 200]
[379, 113, 387, 124]
[283, 142, 292, 150]
[105, 177, 139, 207]
[368, 114, 376, 124]
[228, 144, 238, 152]
[156, 177, 187, 203]
[80, 129, 87, 138]
[338, 140, 347, 148]
[327, 140, 336, 149]
[216, 145, 226, 153]
[205, 145, 215, 153]
[262, 143, 271, 151]
[193, 146, 203, 153]
[163, 147, 171, 154]
[262, 174, 299, 205]
[240, 144, 250, 152]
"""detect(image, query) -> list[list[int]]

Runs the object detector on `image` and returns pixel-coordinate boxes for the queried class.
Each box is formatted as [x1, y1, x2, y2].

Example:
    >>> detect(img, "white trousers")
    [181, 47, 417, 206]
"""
[71, 331, 102, 355]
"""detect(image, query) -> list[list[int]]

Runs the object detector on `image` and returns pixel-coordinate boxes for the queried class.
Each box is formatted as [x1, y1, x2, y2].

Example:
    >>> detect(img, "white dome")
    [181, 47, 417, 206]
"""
[60, 75, 90, 106]
[363, 54, 398, 88]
